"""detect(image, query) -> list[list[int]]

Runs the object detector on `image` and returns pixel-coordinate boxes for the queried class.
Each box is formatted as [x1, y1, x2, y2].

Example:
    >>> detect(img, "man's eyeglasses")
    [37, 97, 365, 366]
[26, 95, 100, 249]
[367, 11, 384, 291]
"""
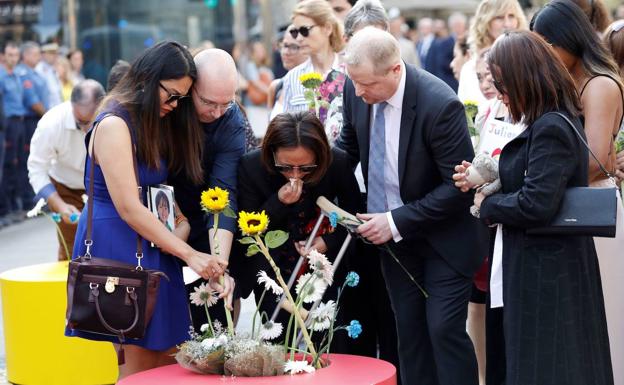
[159, 82, 189, 105]
[195, 91, 235, 112]
[274, 164, 318, 174]
[289, 25, 316, 39]
[281, 43, 300, 53]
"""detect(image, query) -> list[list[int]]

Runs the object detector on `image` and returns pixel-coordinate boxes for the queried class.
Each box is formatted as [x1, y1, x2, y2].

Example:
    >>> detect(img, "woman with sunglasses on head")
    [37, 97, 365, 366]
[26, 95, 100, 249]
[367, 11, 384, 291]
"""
[282, 0, 346, 144]
[66, 41, 228, 380]
[234, 111, 360, 342]
[455, 30, 613, 385]
[532, 3, 624, 382]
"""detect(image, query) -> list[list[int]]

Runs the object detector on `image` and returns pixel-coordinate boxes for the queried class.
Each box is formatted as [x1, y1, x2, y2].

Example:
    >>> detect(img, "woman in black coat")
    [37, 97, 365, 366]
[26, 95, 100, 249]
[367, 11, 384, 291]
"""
[232, 111, 361, 333]
[454, 31, 613, 385]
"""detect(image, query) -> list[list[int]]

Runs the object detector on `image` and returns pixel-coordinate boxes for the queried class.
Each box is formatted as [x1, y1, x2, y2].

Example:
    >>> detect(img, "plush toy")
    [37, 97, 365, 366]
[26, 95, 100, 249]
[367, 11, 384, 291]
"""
[465, 153, 502, 218]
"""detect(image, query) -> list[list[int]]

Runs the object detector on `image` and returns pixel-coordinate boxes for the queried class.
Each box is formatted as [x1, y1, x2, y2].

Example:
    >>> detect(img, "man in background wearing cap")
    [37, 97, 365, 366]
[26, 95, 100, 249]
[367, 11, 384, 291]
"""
[36, 43, 63, 108]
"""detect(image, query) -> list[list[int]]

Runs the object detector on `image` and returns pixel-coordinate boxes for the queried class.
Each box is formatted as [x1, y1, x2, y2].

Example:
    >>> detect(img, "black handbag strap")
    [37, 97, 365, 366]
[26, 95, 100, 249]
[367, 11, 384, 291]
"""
[550, 112, 616, 181]
[84, 113, 144, 270]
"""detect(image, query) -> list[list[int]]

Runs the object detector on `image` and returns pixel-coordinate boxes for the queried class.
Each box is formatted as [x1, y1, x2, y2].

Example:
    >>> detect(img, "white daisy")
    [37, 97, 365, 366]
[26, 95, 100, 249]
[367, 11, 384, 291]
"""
[259, 321, 283, 340]
[308, 300, 336, 331]
[257, 270, 284, 295]
[284, 359, 316, 374]
[200, 323, 210, 333]
[295, 273, 327, 304]
[306, 249, 334, 285]
[26, 198, 46, 218]
[189, 282, 218, 307]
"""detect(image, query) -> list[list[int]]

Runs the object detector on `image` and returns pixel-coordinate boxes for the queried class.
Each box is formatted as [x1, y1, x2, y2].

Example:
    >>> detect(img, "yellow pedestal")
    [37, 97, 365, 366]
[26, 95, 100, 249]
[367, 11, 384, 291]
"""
[0, 262, 118, 385]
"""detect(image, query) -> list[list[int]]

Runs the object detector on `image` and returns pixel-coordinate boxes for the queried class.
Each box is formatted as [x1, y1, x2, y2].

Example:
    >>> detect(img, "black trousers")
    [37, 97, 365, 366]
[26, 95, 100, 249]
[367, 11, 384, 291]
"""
[380, 240, 477, 385]
[0, 117, 25, 216]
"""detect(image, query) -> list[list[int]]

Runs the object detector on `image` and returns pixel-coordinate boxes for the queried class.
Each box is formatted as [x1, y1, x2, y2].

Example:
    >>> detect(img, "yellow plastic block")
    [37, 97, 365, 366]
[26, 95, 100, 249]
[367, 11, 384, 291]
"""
[0, 262, 118, 385]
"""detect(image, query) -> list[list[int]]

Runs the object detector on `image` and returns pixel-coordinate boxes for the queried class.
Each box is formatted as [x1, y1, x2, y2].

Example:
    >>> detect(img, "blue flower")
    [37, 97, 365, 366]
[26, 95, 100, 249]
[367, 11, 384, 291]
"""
[347, 320, 362, 339]
[329, 211, 339, 228]
[69, 213, 80, 223]
[345, 271, 359, 288]
[51, 213, 62, 223]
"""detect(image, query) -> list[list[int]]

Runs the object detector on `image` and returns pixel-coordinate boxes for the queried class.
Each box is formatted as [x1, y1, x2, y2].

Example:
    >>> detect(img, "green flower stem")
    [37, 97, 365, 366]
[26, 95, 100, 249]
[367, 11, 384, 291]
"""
[251, 288, 268, 339]
[204, 303, 215, 337]
[43, 213, 70, 259]
[212, 214, 235, 336]
[254, 234, 320, 368]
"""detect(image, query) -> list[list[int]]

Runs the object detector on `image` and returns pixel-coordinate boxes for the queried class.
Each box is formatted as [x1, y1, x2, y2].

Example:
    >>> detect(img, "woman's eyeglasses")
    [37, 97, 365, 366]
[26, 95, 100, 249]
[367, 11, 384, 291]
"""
[159, 83, 189, 105]
[289, 25, 316, 39]
[274, 164, 318, 173]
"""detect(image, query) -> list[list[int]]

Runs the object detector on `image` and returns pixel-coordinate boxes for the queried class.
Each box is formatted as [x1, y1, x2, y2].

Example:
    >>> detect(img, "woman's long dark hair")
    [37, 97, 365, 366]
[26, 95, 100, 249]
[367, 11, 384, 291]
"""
[530, 0, 623, 93]
[487, 31, 581, 126]
[101, 40, 203, 183]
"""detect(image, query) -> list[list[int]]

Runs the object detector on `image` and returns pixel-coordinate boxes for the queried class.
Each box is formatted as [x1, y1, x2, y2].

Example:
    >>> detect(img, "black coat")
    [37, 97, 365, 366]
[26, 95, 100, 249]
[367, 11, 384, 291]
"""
[480, 112, 613, 385]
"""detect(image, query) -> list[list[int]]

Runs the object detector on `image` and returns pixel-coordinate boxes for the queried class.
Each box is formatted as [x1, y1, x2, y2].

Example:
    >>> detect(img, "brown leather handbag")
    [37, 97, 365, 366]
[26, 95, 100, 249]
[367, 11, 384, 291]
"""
[65, 116, 167, 364]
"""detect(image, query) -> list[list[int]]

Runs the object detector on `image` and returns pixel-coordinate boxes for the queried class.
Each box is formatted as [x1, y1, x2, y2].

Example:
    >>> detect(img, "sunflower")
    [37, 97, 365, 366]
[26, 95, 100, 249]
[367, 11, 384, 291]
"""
[238, 210, 269, 236]
[200, 187, 229, 213]
[299, 72, 323, 89]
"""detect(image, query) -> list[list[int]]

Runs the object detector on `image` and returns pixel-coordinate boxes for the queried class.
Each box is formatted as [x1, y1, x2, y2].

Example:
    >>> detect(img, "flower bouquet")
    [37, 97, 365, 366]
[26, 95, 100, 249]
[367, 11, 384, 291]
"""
[176, 190, 361, 377]
[26, 197, 82, 258]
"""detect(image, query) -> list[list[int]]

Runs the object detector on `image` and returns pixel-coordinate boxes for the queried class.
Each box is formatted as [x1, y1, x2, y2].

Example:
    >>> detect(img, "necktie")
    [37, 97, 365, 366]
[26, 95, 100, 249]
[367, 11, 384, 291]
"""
[367, 102, 388, 213]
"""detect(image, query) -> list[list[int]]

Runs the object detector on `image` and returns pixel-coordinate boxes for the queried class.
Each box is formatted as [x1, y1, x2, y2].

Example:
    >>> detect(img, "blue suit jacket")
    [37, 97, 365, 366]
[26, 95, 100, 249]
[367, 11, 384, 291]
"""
[426, 36, 459, 92]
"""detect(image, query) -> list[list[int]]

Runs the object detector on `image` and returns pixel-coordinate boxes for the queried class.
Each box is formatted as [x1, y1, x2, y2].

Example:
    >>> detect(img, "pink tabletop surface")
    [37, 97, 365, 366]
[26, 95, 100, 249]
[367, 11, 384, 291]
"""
[117, 354, 396, 385]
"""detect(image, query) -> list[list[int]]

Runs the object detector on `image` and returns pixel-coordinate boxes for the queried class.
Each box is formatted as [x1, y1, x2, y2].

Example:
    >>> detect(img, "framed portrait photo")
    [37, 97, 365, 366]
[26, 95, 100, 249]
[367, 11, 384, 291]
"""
[148, 184, 175, 232]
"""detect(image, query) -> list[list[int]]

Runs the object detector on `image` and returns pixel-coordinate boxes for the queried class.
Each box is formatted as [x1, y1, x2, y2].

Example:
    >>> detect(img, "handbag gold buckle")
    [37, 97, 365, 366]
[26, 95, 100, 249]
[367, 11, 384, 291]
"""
[105, 277, 119, 293]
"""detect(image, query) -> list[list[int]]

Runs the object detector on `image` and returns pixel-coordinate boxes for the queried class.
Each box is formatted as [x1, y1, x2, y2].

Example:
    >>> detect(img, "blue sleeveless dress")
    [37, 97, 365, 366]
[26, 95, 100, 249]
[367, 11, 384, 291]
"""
[65, 105, 190, 351]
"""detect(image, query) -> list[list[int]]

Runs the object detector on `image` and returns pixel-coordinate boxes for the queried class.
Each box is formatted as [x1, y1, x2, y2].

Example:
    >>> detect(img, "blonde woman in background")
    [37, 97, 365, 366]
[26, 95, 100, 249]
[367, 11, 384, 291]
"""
[457, 0, 527, 106]
[55, 56, 73, 102]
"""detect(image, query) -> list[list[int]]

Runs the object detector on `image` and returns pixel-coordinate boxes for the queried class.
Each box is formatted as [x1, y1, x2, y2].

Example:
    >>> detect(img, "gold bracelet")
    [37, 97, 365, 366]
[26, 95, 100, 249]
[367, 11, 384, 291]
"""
[174, 214, 188, 226]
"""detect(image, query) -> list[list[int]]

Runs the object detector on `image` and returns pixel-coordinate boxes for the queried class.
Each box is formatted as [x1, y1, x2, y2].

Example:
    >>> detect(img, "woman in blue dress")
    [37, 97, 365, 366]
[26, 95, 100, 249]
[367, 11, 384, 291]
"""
[67, 41, 229, 379]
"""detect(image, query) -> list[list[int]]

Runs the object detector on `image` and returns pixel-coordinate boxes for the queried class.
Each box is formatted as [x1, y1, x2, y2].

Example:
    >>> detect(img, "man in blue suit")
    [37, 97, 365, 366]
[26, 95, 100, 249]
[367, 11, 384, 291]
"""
[169, 49, 247, 331]
[338, 27, 485, 385]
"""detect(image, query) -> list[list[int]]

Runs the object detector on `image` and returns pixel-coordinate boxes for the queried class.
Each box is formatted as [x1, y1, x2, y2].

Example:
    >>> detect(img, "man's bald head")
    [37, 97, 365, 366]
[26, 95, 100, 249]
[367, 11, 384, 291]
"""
[193, 49, 239, 123]
[194, 48, 238, 93]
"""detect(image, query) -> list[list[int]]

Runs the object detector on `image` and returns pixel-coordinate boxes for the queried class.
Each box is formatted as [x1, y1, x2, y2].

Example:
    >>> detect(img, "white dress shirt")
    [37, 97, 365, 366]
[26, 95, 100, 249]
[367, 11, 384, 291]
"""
[370, 62, 407, 242]
[28, 101, 86, 200]
[35, 61, 63, 108]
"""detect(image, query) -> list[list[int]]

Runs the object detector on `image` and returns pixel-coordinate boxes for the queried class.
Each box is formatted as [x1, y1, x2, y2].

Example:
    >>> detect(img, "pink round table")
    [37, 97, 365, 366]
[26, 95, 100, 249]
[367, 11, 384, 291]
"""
[117, 354, 396, 385]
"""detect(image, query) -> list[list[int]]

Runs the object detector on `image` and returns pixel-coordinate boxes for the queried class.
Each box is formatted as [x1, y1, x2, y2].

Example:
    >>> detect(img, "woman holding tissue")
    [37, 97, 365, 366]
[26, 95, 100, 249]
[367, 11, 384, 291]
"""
[234, 111, 360, 330]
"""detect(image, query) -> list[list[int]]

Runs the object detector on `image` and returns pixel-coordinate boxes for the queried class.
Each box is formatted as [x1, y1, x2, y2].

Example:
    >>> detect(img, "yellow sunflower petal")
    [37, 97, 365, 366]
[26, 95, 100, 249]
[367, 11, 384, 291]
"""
[200, 187, 230, 213]
[238, 210, 269, 236]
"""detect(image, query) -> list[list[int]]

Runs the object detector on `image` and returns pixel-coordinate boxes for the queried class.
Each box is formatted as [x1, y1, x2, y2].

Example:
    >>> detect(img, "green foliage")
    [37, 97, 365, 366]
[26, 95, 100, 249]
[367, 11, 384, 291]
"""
[264, 230, 289, 249]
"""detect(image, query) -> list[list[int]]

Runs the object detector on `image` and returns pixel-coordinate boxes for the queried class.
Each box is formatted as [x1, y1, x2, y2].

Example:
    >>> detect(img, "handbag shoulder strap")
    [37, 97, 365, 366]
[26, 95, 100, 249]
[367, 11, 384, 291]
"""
[84, 113, 144, 269]
[549, 112, 615, 181]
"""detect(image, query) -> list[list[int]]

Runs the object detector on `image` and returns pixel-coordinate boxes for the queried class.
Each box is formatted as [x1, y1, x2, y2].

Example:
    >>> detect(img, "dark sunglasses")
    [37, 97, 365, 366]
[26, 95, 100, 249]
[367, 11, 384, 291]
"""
[274, 164, 318, 173]
[289, 25, 316, 39]
[159, 82, 189, 105]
